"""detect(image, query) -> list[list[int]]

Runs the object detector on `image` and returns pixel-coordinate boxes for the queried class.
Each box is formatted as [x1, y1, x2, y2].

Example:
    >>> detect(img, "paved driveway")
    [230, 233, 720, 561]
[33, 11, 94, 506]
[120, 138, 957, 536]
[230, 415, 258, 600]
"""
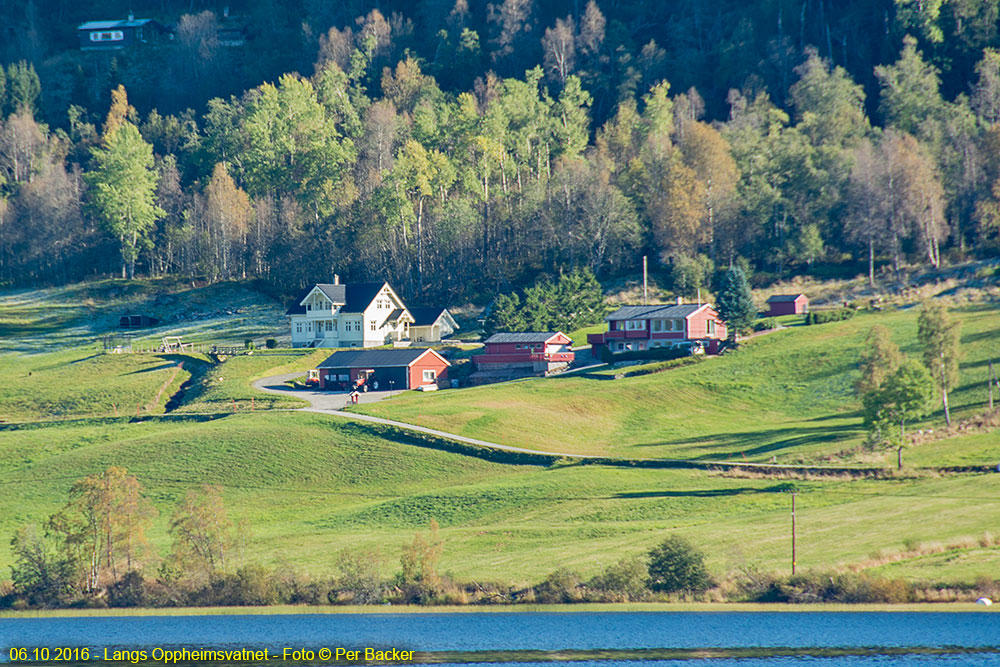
[252, 373, 395, 409]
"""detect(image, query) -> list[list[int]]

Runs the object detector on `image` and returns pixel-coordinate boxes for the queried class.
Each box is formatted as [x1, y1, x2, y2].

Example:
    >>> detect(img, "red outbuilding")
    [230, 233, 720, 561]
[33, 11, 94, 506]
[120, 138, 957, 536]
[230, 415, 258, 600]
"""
[766, 294, 809, 316]
[315, 348, 449, 391]
[475, 332, 574, 373]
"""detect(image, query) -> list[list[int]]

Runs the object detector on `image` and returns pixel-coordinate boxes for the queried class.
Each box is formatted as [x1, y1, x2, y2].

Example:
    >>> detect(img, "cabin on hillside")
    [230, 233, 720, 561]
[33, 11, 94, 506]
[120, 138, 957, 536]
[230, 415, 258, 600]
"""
[588, 299, 727, 356]
[77, 16, 170, 50]
[766, 294, 809, 316]
[315, 348, 449, 391]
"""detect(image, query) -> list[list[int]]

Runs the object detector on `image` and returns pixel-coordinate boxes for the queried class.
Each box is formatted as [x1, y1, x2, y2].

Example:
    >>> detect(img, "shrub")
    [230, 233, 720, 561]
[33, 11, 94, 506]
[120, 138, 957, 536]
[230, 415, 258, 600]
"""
[264, 338, 277, 349]
[533, 568, 584, 603]
[587, 557, 648, 601]
[755, 571, 913, 603]
[331, 549, 388, 605]
[646, 535, 713, 594]
[600, 345, 690, 364]
[244, 339, 256, 350]
[806, 308, 854, 325]
[107, 571, 148, 608]
[754, 318, 778, 332]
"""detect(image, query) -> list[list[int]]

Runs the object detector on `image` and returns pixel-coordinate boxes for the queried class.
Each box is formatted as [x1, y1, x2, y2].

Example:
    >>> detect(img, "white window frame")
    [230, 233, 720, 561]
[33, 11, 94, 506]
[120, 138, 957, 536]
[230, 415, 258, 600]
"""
[422, 369, 437, 382]
[652, 319, 662, 332]
[91, 30, 124, 42]
[295, 322, 302, 334]
[626, 319, 646, 331]
[707, 319, 716, 335]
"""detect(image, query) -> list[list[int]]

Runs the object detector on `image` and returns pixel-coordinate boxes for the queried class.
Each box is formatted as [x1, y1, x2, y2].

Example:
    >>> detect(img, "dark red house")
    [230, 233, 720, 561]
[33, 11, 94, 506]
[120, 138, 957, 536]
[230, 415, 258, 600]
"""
[475, 332, 574, 373]
[315, 348, 449, 391]
[588, 301, 727, 356]
[766, 294, 809, 316]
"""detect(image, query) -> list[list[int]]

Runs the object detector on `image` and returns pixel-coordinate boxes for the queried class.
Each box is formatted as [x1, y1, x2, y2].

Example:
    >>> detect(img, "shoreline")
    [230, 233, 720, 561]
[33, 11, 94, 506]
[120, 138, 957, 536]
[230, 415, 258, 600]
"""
[2, 601, 995, 618]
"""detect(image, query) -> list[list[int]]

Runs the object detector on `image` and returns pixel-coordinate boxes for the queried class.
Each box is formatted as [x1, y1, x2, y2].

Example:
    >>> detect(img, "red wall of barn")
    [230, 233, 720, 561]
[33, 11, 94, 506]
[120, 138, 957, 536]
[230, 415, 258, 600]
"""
[767, 298, 808, 316]
[409, 355, 449, 388]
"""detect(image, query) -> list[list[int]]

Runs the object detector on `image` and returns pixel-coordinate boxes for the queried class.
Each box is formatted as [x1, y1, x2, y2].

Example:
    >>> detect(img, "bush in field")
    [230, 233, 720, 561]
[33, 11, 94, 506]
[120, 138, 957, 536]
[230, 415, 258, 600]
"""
[646, 535, 712, 594]
[587, 557, 649, 601]
[265, 338, 277, 349]
[754, 317, 778, 331]
[773, 571, 912, 603]
[806, 308, 854, 325]
[107, 571, 148, 607]
[533, 568, 584, 603]
[331, 549, 389, 605]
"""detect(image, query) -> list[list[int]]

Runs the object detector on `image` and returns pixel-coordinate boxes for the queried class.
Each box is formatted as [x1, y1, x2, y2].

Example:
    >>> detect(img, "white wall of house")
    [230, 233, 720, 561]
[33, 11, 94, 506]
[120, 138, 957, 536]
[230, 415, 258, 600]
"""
[291, 283, 412, 348]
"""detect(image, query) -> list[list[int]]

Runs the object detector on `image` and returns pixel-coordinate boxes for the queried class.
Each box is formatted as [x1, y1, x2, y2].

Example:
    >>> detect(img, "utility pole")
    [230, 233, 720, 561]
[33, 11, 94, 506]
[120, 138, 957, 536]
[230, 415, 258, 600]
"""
[791, 492, 797, 575]
[642, 255, 648, 305]
[990, 360, 996, 411]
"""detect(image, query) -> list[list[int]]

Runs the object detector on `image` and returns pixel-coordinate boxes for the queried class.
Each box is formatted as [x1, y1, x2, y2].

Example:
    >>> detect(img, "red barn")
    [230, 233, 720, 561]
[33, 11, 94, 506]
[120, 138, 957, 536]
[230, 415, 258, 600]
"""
[475, 332, 574, 373]
[766, 294, 809, 316]
[315, 348, 449, 391]
[588, 301, 727, 356]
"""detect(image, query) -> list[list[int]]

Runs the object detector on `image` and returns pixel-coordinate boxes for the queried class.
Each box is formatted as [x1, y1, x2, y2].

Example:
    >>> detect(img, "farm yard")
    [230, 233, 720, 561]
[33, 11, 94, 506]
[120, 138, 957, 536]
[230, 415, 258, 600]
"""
[1, 278, 1000, 594]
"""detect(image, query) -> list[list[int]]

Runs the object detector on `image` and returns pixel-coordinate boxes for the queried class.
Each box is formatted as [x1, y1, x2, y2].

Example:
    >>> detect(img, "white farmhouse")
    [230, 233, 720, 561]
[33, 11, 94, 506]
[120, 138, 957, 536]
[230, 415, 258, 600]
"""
[287, 279, 413, 348]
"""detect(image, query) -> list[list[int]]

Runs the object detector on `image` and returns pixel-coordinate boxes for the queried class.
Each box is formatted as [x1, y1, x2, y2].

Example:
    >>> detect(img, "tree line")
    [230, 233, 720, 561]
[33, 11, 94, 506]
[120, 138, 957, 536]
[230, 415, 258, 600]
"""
[2, 3, 1000, 303]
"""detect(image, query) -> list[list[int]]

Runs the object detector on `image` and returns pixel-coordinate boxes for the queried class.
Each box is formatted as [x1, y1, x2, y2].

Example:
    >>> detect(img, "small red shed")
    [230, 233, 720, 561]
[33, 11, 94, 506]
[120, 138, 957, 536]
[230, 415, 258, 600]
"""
[315, 348, 449, 391]
[766, 294, 809, 316]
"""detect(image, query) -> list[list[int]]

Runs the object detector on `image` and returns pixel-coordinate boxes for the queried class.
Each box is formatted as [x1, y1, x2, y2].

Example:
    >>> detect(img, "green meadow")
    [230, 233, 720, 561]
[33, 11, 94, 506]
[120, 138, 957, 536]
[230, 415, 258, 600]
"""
[1, 279, 1000, 590]
[356, 305, 1000, 466]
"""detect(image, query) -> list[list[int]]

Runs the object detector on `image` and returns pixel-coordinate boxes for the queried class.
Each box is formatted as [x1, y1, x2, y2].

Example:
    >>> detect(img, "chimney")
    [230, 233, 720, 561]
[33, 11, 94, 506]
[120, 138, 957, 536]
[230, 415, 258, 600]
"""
[333, 274, 340, 285]
[676, 296, 683, 305]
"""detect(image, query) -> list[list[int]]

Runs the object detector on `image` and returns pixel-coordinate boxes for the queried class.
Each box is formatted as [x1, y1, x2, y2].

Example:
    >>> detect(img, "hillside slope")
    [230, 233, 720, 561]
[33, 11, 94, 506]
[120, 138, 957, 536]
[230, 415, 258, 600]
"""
[356, 304, 1000, 465]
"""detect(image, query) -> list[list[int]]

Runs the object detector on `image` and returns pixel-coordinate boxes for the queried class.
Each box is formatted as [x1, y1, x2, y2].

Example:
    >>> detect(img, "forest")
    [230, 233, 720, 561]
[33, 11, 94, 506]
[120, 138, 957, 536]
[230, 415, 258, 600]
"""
[1, 0, 1000, 301]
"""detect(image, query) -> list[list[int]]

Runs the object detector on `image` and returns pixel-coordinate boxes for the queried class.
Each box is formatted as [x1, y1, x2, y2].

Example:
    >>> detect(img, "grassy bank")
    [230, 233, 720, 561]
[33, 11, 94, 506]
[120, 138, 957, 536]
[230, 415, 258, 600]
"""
[2, 601, 995, 618]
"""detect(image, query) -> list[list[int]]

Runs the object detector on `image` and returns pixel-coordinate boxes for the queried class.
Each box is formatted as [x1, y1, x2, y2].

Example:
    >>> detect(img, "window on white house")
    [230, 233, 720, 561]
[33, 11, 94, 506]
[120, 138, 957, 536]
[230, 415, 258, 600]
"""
[90, 30, 124, 41]
[325, 321, 333, 332]
[652, 319, 662, 331]
[306, 323, 312, 332]
[617, 343, 625, 350]
[295, 322, 302, 333]
[306, 304, 312, 310]
[370, 321, 377, 331]
[423, 369, 437, 381]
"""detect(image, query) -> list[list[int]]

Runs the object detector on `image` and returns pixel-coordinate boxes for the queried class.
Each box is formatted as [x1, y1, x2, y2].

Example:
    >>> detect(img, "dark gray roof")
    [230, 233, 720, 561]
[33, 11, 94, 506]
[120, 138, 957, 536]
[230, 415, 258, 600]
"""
[484, 332, 565, 344]
[767, 293, 808, 303]
[382, 308, 410, 326]
[408, 307, 448, 326]
[285, 282, 387, 315]
[317, 348, 446, 369]
[78, 19, 155, 29]
[605, 304, 704, 321]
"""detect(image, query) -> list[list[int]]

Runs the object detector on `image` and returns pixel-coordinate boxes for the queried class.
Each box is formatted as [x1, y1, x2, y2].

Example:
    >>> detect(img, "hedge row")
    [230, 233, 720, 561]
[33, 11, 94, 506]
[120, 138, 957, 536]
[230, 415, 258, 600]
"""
[806, 308, 855, 325]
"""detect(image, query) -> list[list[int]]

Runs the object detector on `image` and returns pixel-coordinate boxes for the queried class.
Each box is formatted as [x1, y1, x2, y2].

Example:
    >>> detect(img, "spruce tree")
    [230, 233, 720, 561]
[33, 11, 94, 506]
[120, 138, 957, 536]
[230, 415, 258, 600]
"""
[715, 266, 755, 340]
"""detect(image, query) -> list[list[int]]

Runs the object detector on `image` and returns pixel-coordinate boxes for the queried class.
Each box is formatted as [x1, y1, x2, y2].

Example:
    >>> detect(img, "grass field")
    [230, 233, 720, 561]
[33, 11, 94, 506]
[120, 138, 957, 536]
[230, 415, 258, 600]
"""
[4, 411, 1000, 585]
[2, 279, 1000, 592]
[355, 305, 1000, 466]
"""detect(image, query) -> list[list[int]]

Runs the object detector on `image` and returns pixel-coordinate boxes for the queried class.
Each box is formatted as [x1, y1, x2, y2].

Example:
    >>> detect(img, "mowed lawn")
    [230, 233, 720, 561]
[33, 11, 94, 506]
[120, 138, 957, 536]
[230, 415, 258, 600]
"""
[355, 305, 1000, 464]
[3, 412, 1000, 584]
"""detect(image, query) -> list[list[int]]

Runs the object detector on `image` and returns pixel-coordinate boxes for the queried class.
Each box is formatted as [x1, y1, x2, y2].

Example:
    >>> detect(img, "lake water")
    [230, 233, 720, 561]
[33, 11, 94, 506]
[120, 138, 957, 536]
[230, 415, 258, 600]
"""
[3, 611, 1000, 666]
